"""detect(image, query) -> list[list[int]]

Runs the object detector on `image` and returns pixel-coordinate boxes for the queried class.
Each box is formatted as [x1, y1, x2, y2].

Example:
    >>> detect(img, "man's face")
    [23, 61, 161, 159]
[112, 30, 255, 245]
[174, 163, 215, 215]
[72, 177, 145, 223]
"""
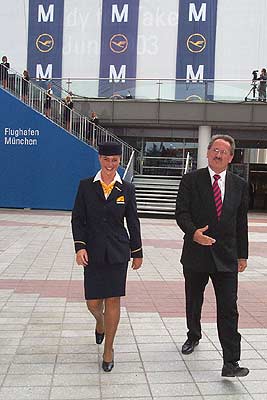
[207, 139, 234, 174]
[99, 155, 121, 177]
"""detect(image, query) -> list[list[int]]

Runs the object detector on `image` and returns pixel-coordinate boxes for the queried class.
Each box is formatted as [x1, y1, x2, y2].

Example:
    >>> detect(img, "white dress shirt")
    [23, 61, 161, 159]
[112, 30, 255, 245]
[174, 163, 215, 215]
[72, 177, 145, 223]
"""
[93, 170, 122, 199]
[208, 167, 226, 201]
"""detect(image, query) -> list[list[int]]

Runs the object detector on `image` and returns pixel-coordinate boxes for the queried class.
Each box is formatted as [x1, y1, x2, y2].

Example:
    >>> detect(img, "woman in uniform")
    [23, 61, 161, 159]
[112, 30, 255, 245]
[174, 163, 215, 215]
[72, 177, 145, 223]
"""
[71, 142, 143, 372]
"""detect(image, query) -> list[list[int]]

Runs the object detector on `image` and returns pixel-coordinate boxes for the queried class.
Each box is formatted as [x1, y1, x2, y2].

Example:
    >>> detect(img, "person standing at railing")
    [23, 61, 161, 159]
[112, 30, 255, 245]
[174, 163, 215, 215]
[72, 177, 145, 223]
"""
[257, 68, 267, 102]
[44, 83, 53, 118]
[22, 70, 30, 103]
[86, 111, 100, 145]
[90, 111, 100, 126]
[63, 95, 73, 131]
[71, 141, 143, 372]
[0, 56, 10, 89]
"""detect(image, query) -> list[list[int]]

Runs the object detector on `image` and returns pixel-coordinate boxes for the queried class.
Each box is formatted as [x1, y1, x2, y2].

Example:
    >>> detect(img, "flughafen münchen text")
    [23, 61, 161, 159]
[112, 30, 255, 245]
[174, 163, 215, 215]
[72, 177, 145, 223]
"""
[4, 128, 39, 146]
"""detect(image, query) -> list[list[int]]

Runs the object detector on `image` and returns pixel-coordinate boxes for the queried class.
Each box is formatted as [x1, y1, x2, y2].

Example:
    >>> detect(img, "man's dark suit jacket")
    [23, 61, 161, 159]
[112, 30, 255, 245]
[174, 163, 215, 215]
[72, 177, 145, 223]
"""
[71, 177, 142, 265]
[175, 168, 249, 273]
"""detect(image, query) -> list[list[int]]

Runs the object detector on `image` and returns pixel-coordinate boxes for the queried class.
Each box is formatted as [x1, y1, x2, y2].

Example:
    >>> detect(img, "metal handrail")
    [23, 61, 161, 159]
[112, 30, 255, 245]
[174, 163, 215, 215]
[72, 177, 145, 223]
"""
[1, 65, 138, 171]
[184, 152, 190, 174]
[123, 150, 135, 182]
[141, 155, 193, 175]
[40, 76, 259, 103]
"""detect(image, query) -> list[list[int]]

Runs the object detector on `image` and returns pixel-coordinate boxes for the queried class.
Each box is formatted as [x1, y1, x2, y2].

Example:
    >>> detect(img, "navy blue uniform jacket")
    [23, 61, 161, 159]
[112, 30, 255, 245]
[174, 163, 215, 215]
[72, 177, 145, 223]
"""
[71, 177, 142, 264]
[175, 168, 249, 272]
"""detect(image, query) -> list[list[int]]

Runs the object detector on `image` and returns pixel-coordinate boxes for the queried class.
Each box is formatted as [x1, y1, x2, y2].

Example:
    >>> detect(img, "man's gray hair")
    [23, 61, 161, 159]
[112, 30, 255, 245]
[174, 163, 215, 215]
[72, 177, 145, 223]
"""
[208, 134, 235, 155]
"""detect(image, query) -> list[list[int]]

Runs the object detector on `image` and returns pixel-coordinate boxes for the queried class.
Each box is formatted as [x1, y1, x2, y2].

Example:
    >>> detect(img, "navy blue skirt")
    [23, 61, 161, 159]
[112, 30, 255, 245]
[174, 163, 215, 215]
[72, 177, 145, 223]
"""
[83, 261, 128, 300]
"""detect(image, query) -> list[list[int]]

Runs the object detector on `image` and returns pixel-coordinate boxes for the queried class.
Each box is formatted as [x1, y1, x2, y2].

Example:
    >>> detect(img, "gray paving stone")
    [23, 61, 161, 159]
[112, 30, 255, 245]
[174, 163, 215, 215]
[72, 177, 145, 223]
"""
[16, 345, 59, 355]
[0, 346, 17, 355]
[153, 398, 202, 400]
[58, 345, 98, 354]
[146, 370, 193, 383]
[143, 360, 186, 372]
[0, 386, 50, 400]
[203, 396, 253, 400]
[54, 363, 99, 374]
[135, 335, 173, 344]
[198, 381, 247, 395]
[3, 374, 52, 387]
[150, 382, 200, 397]
[12, 354, 56, 364]
[101, 384, 151, 398]
[140, 351, 182, 362]
[8, 364, 55, 375]
[0, 363, 9, 374]
[50, 386, 100, 399]
[100, 372, 147, 384]
[53, 373, 99, 386]
[242, 380, 267, 394]
[57, 353, 98, 363]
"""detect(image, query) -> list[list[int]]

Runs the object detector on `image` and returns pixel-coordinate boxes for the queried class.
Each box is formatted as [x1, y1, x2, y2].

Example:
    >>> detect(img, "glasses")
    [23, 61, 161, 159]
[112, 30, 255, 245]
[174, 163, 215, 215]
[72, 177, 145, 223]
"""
[211, 148, 230, 156]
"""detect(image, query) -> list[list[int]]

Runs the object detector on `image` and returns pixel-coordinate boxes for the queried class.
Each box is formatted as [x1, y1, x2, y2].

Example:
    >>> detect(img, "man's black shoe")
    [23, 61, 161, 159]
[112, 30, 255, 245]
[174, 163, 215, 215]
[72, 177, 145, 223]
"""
[181, 339, 199, 355]
[222, 362, 249, 377]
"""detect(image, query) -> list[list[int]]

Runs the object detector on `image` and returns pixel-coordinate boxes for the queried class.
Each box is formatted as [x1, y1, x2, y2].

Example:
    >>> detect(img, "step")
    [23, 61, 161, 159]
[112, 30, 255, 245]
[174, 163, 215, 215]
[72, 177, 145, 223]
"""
[138, 209, 175, 216]
[137, 200, 176, 205]
[134, 180, 180, 187]
[137, 203, 176, 211]
[134, 174, 182, 179]
[134, 184, 179, 190]
[136, 193, 177, 199]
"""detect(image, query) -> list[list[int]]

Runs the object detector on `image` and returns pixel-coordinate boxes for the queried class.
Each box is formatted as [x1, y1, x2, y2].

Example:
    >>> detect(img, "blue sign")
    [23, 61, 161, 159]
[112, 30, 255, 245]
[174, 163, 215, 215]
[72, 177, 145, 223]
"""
[99, 0, 140, 98]
[175, 0, 218, 100]
[0, 88, 100, 210]
[27, 1, 64, 81]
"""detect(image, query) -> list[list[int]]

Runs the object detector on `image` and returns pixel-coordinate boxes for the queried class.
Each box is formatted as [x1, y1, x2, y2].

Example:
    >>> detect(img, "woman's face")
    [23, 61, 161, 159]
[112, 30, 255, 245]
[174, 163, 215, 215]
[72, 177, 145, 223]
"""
[99, 155, 120, 178]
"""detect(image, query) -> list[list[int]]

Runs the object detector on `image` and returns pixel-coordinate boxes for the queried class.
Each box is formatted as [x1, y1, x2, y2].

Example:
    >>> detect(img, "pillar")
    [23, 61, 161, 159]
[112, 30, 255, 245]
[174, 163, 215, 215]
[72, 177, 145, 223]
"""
[197, 126, 211, 169]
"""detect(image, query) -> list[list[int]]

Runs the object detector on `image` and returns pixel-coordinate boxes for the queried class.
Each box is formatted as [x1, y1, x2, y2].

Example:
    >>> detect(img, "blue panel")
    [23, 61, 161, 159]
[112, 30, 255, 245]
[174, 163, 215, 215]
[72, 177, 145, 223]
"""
[175, 0, 218, 100]
[27, 0, 64, 83]
[99, 0, 140, 98]
[0, 89, 100, 210]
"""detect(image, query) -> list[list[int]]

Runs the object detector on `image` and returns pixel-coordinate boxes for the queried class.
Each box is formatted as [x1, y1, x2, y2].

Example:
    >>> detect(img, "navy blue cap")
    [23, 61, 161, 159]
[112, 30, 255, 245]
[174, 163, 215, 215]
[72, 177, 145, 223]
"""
[98, 141, 122, 155]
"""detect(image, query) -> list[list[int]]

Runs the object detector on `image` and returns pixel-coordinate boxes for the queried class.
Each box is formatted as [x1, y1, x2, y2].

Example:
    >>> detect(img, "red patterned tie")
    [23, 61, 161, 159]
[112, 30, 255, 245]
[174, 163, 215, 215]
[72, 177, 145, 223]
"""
[213, 174, 222, 220]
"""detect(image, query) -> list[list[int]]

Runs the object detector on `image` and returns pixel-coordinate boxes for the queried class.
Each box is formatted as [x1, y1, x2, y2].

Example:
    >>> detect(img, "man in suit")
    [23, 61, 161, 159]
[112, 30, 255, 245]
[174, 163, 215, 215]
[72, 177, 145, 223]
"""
[175, 134, 249, 377]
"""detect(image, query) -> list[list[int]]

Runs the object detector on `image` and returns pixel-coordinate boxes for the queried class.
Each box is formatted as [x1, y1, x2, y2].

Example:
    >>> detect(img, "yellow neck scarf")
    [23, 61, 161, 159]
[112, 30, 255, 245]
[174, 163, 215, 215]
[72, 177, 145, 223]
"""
[100, 181, 115, 198]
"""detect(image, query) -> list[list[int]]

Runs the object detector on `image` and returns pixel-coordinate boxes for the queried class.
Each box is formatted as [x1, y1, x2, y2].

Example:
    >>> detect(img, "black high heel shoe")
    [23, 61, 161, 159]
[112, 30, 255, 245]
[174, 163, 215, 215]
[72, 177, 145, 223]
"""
[102, 350, 114, 372]
[95, 330, 105, 345]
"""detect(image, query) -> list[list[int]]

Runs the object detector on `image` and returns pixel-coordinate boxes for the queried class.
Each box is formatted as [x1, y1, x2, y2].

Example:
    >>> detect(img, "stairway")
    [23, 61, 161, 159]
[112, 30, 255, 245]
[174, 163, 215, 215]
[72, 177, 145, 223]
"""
[133, 175, 181, 217]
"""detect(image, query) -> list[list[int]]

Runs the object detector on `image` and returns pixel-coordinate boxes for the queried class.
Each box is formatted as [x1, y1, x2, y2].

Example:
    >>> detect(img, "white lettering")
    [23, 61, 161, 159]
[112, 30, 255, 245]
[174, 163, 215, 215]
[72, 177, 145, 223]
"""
[189, 3, 206, 22]
[36, 64, 52, 80]
[4, 137, 38, 146]
[186, 65, 204, 82]
[109, 65, 126, 83]
[112, 4, 128, 23]
[38, 4, 54, 23]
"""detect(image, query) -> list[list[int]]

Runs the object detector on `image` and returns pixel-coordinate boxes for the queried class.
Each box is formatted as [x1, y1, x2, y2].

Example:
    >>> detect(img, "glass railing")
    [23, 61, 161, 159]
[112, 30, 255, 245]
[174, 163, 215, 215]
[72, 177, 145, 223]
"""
[0, 66, 139, 171]
[42, 77, 260, 103]
[139, 156, 193, 176]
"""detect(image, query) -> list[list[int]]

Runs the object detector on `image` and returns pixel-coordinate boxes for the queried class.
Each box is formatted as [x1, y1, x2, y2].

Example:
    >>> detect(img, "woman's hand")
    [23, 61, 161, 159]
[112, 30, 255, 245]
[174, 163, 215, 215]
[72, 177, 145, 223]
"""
[76, 249, 88, 266]
[131, 258, 143, 270]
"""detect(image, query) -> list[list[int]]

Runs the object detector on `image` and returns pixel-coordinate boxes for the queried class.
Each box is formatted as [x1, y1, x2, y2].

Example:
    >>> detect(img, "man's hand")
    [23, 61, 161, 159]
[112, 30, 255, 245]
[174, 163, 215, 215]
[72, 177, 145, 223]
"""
[193, 225, 216, 246]
[131, 258, 143, 270]
[238, 258, 247, 272]
[76, 249, 88, 266]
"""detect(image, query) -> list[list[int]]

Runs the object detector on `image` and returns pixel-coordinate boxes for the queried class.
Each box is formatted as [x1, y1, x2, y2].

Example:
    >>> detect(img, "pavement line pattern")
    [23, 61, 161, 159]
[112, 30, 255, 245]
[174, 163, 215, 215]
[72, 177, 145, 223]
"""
[0, 209, 267, 400]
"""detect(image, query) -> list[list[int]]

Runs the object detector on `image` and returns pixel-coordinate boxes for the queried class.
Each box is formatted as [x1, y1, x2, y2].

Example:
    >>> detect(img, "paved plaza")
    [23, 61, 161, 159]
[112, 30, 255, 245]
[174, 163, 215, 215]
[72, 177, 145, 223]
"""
[0, 208, 267, 400]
